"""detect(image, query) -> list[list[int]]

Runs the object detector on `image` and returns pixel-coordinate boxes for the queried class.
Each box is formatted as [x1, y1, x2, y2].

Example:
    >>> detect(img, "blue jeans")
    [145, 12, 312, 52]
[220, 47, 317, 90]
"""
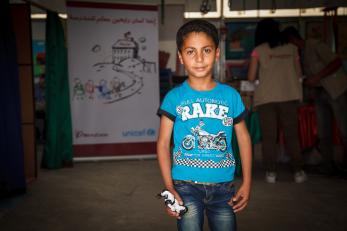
[174, 180, 236, 231]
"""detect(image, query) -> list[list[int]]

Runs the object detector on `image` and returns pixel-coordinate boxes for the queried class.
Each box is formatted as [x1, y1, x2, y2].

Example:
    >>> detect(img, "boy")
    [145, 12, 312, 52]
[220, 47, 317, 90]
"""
[157, 19, 252, 231]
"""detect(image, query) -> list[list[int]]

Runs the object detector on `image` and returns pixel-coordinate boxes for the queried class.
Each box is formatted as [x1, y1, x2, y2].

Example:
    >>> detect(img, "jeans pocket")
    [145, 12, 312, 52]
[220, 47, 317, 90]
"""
[217, 182, 235, 197]
[173, 180, 186, 186]
[173, 180, 192, 193]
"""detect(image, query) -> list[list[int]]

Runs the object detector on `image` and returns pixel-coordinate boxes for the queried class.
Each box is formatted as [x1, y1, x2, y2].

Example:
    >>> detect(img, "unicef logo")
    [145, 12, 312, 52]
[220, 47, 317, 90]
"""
[146, 129, 155, 136]
[123, 129, 156, 137]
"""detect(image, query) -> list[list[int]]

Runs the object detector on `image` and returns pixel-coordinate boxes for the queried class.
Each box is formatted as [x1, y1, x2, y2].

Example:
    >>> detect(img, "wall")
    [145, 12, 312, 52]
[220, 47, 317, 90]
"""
[159, 4, 184, 71]
[11, 4, 36, 183]
[32, 20, 45, 40]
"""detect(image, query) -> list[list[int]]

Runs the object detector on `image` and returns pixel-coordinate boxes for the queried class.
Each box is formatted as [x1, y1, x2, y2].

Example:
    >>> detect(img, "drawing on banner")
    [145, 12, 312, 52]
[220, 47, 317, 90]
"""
[73, 31, 156, 104]
[73, 78, 85, 100]
[85, 80, 95, 99]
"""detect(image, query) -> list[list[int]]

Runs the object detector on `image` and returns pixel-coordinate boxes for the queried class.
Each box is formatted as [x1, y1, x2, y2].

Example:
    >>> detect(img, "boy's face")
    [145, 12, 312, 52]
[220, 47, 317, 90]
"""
[178, 32, 220, 80]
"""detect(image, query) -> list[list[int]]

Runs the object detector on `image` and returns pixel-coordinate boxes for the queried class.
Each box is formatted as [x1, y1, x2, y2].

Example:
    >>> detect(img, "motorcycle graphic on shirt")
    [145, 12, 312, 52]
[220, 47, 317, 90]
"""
[182, 121, 227, 152]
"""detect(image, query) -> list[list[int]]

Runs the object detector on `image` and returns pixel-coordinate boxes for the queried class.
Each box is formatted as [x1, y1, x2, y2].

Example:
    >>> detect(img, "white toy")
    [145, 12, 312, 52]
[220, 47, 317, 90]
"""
[157, 189, 188, 216]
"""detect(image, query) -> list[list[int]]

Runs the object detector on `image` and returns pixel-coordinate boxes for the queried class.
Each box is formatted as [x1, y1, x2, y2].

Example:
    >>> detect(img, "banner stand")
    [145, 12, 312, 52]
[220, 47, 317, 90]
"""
[67, 2, 160, 159]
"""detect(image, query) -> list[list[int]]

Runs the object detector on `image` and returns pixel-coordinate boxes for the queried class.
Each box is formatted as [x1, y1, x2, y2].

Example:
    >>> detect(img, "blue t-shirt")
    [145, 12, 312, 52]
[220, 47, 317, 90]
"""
[158, 80, 247, 183]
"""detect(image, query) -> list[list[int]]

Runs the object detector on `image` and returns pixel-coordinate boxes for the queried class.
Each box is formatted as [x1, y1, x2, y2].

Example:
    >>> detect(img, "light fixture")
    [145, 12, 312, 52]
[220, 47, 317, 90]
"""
[30, 13, 68, 19]
[184, 0, 221, 18]
[200, 0, 211, 14]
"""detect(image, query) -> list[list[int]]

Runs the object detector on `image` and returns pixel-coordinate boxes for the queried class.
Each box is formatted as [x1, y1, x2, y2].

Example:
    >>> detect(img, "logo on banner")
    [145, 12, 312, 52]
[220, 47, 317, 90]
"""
[122, 128, 156, 137]
[75, 130, 109, 139]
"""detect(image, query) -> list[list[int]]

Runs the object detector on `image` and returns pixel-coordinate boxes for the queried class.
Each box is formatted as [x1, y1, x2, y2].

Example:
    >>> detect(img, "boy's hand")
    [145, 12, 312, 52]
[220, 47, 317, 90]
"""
[165, 188, 184, 219]
[229, 183, 251, 213]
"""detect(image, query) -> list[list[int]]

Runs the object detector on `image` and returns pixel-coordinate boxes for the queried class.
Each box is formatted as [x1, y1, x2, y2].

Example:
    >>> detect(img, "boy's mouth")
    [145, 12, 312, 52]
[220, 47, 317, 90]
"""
[194, 66, 207, 71]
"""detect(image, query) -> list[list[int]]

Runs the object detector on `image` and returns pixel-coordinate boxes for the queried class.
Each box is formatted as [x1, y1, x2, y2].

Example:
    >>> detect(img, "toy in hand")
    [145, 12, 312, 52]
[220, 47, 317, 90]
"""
[157, 189, 188, 216]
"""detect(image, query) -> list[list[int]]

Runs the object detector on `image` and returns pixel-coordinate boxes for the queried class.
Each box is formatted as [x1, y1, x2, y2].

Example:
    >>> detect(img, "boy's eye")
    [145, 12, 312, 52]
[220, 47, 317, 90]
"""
[186, 50, 195, 56]
[204, 48, 212, 54]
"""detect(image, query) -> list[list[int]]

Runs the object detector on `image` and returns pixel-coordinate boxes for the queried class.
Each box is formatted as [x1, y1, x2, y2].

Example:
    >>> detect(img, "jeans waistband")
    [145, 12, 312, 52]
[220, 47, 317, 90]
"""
[173, 180, 233, 187]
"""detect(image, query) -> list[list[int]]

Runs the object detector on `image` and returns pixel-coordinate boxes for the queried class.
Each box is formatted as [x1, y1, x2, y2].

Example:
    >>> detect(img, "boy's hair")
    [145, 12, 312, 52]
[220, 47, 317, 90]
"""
[176, 19, 219, 52]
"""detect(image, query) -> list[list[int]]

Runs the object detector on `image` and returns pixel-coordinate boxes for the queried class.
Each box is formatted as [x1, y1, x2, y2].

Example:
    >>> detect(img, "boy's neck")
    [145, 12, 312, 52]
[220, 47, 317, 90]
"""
[187, 77, 216, 91]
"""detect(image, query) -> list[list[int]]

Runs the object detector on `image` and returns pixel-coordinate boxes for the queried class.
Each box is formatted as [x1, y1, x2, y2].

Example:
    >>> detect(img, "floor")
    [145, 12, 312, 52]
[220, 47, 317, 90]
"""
[1, 155, 346, 231]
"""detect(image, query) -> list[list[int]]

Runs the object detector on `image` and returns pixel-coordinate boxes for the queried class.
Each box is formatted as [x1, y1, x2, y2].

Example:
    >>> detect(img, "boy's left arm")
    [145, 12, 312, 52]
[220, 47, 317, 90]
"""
[229, 120, 252, 213]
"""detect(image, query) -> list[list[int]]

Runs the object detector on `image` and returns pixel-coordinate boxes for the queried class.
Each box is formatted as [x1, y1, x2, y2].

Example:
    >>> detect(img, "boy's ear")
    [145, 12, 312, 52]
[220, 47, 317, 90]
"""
[177, 51, 184, 64]
[215, 47, 220, 61]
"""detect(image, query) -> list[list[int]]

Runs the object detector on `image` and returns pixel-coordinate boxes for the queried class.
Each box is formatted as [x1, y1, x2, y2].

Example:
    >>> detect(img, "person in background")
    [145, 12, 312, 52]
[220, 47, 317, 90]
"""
[157, 19, 252, 231]
[283, 26, 347, 176]
[248, 19, 307, 183]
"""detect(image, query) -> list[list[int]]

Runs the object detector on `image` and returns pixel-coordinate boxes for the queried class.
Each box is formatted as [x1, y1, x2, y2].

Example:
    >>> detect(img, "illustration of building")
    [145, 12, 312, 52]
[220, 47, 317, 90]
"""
[112, 32, 139, 64]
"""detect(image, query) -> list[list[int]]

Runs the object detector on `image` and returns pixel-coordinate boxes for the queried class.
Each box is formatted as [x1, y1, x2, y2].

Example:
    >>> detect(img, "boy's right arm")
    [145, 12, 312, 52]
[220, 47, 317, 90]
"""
[157, 115, 183, 218]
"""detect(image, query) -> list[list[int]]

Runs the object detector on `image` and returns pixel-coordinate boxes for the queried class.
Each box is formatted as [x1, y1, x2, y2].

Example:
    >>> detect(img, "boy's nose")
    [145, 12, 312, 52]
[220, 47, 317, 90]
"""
[195, 52, 204, 63]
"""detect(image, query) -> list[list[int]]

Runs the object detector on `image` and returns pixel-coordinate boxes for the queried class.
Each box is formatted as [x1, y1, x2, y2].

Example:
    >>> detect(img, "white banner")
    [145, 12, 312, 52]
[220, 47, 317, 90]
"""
[67, 3, 159, 147]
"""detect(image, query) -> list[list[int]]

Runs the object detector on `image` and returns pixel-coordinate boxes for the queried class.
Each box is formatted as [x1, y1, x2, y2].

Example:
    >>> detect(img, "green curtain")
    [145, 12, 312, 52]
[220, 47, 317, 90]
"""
[233, 111, 261, 176]
[42, 11, 73, 169]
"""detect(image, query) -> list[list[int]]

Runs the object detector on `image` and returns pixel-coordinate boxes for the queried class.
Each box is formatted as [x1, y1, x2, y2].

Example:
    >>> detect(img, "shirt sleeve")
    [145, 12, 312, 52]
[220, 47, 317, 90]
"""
[251, 49, 259, 60]
[232, 90, 248, 124]
[157, 90, 176, 121]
